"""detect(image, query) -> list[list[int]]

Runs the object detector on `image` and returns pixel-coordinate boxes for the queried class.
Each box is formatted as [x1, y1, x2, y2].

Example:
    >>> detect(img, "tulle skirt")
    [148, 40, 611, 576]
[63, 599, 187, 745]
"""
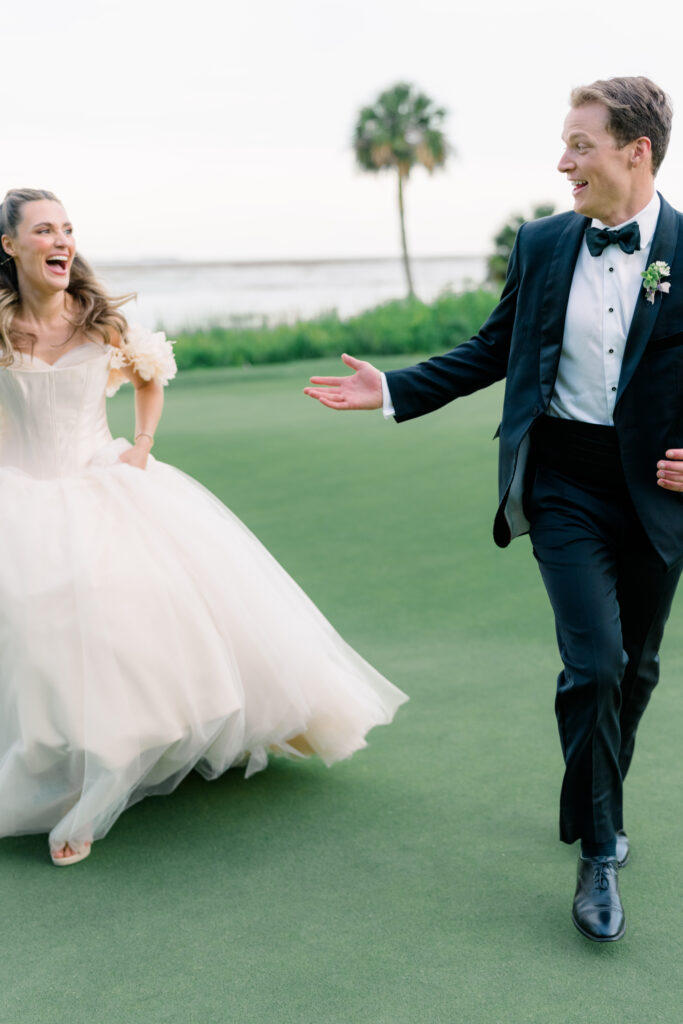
[0, 439, 407, 849]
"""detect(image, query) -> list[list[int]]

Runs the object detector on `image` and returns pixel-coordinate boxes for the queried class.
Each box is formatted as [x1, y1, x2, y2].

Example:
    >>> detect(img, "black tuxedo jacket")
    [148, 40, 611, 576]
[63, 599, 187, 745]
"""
[386, 194, 683, 567]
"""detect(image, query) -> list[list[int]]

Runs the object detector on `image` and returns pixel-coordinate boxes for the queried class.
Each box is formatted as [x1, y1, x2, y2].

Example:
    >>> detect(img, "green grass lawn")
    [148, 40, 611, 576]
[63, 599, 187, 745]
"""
[2, 356, 683, 1023]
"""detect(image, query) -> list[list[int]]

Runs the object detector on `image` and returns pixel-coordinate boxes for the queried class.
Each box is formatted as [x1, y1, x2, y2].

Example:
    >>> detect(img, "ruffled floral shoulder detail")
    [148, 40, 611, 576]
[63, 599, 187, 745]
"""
[106, 325, 178, 397]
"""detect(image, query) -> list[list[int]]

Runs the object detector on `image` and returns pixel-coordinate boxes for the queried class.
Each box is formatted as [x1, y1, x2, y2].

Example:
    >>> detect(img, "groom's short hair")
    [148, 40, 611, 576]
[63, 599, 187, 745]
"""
[570, 76, 672, 175]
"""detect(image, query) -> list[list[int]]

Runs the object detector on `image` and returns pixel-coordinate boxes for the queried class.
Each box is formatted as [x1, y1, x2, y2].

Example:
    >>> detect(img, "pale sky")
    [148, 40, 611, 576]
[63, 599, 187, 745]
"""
[6, 0, 683, 262]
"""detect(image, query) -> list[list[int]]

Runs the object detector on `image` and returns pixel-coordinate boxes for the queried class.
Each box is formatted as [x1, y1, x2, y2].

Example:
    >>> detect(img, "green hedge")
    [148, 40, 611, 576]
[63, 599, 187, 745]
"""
[170, 288, 500, 370]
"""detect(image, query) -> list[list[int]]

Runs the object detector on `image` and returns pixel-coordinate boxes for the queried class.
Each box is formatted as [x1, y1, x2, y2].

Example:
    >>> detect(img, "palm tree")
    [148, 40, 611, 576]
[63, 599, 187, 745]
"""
[353, 82, 448, 298]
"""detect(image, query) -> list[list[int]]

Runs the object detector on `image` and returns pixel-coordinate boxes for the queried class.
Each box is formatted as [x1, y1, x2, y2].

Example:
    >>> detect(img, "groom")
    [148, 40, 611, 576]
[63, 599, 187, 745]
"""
[305, 76, 683, 942]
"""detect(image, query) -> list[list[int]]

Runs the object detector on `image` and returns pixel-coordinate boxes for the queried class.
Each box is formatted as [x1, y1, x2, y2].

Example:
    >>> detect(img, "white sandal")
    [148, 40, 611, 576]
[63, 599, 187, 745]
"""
[50, 840, 92, 867]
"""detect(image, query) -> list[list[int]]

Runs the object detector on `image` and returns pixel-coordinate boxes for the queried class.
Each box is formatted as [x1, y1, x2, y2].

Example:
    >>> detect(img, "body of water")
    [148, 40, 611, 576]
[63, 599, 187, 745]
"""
[93, 256, 487, 332]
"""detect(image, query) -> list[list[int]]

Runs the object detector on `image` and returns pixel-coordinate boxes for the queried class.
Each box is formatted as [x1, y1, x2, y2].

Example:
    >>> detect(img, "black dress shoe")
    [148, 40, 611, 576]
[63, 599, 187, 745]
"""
[616, 829, 630, 869]
[572, 855, 626, 942]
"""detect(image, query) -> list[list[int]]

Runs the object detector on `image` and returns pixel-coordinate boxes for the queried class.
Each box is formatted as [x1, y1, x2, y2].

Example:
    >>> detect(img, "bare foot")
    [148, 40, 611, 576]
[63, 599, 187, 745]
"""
[50, 841, 92, 866]
[52, 843, 82, 859]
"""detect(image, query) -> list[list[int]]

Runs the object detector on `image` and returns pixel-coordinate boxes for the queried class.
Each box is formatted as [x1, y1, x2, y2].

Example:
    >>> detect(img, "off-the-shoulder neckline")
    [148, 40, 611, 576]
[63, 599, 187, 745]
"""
[8, 342, 110, 371]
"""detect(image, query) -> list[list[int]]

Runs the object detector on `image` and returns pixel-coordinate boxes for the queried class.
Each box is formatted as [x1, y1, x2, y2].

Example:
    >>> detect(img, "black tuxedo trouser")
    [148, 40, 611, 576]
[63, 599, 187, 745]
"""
[526, 430, 683, 846]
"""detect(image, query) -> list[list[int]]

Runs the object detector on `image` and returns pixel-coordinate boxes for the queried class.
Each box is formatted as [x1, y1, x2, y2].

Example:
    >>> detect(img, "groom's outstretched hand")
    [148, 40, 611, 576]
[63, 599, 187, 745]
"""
[304, 353, 383, 410]
[657, 449, 683, 491]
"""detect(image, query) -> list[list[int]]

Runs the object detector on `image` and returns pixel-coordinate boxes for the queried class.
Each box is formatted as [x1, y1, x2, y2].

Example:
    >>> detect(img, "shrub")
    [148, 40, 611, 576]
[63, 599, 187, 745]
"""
[170, 288, 500, 370]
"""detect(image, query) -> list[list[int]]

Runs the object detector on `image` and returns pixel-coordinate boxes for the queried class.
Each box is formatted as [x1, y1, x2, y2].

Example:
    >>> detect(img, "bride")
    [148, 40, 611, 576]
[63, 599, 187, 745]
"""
[0, 188, 407, 866]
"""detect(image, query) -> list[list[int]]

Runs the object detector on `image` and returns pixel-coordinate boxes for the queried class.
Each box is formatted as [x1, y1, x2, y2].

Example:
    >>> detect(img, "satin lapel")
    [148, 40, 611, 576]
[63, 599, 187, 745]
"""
[538, 214, 589, 404]
[616, 194, 679, 406]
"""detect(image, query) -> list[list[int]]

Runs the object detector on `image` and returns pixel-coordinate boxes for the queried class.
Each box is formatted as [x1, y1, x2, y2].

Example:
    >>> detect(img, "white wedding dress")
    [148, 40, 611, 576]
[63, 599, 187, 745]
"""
[0, 339, 407, 851]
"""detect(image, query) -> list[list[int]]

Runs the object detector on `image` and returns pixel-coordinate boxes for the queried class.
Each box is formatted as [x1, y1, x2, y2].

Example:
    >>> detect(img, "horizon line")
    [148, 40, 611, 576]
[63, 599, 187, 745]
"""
[92, 253, 487, 271]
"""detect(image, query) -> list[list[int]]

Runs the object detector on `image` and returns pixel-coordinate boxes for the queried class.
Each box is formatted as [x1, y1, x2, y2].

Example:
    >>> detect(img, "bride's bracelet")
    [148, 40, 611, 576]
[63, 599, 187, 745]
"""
[134, 432, 155, 448]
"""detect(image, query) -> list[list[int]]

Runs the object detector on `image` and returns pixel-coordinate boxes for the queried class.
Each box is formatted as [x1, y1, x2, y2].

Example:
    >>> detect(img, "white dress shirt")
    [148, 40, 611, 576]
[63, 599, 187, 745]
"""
[549, 191, 660, 424]
[381, 192, 660, 423]
[381, 372, 395, 418]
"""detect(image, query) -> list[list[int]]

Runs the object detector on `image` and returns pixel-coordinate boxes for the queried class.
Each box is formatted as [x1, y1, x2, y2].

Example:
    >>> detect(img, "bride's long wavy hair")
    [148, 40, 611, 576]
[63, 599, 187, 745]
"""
[0, 188, 135, 366]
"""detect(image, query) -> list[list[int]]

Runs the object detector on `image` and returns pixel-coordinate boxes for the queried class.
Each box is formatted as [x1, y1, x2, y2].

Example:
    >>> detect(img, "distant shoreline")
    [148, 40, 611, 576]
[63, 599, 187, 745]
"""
[90, 255, 488, 331]
[93, 254, 486, 272]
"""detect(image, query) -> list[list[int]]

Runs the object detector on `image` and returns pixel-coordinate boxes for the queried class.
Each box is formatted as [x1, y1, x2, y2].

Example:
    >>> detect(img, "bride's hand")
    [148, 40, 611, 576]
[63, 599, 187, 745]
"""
[118, 442, 151, 470]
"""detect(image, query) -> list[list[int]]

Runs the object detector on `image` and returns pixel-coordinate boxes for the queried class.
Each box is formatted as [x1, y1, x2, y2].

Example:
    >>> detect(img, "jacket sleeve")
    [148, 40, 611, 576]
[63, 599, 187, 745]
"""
[385, 225, 523, 422]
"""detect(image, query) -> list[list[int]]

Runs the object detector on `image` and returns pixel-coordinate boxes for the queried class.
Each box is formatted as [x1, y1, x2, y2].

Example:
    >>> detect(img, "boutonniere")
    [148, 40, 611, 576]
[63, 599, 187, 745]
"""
[642, 261, 671, 304]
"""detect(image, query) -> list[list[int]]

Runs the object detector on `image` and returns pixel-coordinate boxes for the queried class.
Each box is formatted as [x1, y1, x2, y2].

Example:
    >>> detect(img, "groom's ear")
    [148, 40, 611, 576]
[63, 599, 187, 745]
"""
[629, 136, 653, 170]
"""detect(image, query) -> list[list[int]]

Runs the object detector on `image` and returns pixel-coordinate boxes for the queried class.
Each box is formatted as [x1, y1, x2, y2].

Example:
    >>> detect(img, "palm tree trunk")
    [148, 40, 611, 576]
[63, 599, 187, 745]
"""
[397, 171, 415, 298]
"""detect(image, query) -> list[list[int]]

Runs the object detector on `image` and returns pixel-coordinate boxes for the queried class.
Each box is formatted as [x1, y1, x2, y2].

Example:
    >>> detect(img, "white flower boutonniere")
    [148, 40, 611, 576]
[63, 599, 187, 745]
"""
[642, 260, 671, 304]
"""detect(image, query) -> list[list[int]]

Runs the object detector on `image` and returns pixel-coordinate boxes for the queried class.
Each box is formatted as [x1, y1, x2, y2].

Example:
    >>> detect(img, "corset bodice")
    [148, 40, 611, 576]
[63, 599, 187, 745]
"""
[0, 344, 114, 479]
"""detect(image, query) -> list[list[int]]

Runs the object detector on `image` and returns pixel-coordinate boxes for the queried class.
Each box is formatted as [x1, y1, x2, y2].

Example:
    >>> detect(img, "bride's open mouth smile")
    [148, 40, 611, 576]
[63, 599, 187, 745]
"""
[45, 254, 70, 276]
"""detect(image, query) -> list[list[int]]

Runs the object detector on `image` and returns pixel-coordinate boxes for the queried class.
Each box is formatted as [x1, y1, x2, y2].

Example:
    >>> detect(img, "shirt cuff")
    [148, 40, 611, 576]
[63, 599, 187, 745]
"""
[381, 373, 396, 419]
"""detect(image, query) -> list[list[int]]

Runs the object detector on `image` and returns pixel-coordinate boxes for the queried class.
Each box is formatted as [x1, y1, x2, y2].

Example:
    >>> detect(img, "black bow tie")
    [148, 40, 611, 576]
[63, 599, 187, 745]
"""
[585, 221, 641, 257]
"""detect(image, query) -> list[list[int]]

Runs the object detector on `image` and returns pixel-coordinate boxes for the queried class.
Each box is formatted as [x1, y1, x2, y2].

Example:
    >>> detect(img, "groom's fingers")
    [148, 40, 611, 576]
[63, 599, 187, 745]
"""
[304, 387, 345, 402]
[306, 392, 348, 409]
[341, 353, 364, 370]
[657, 451, 683, 490]
[304, 386, 342, 398]
[308, 375, 346, 386]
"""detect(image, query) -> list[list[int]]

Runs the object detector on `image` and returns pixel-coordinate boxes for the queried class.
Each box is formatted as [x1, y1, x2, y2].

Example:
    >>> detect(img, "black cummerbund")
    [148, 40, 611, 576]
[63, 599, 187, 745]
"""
[531, 414, 626, 488]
